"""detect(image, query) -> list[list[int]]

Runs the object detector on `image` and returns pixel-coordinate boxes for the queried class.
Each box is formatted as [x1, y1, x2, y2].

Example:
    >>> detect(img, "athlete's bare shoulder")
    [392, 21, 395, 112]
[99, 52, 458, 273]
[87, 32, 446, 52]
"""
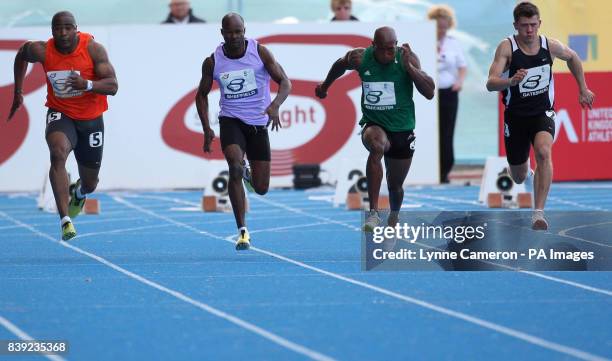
[202, 53, 214, 75]
[546, 37, 574, 61]
[496, 38, 513, 56]
[86, 39, 111, 64]
[490, 38, 512, 72]
[22, 40, 46, 63]
[345, 48, 365, 70]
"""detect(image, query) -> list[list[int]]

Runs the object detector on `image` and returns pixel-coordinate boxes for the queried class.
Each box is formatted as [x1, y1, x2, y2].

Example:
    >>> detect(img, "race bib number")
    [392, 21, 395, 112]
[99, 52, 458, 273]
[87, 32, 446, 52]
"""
[47, 70, 83, 98]
[518, 64, 551, 97]
[219, 69, 258, 99]
[47, 112, 62, 124]
[362, 82, 396, 110]
[89, 131, 103, 148]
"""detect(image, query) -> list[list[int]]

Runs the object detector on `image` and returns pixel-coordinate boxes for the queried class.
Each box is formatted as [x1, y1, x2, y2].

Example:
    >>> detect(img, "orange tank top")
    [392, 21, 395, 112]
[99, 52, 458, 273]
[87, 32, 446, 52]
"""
[43, 32, 108, 120]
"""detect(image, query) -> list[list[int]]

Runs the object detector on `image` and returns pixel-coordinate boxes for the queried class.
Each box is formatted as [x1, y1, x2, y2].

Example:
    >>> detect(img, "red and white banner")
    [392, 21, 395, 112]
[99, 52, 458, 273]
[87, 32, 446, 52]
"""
[0, 23, 438, 191]
[498, 72, 612, 181]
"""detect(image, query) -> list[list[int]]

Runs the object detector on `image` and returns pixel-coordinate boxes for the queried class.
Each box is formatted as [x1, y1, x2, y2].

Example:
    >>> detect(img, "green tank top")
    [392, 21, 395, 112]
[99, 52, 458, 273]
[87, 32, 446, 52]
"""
[357, 46, 415, 131]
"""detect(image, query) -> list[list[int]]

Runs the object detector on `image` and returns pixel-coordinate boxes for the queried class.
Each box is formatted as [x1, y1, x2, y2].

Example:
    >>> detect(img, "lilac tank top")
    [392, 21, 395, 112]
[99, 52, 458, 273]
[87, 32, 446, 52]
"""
[213, 38, 271, 126]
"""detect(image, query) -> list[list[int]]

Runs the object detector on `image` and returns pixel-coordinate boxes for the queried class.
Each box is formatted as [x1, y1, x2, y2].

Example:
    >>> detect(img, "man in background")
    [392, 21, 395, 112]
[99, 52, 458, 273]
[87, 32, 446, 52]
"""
[162, 0, 205, 24]
[330, 0, 359, 21]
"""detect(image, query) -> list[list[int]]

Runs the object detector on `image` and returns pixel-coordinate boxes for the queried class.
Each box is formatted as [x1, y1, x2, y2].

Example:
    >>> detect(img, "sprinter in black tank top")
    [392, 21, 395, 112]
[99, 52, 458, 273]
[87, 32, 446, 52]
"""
[486, 2, 595, 230]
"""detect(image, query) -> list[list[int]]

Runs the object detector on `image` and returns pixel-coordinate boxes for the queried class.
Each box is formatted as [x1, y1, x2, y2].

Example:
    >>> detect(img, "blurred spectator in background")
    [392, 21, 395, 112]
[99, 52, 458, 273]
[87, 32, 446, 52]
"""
[428, 4, 466, 183]
[162, 0, 205, 24]
[331, 0, 359, 21]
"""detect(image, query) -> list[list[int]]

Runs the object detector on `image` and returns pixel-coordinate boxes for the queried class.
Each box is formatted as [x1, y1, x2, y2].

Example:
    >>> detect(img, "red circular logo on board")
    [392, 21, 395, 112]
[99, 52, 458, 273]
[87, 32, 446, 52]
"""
[0, 40, 46, 165]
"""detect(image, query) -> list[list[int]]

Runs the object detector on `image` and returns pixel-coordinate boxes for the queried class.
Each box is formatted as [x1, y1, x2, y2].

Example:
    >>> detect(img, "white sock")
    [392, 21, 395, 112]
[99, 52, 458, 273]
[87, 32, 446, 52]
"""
[75, 186, 86, 200]
[61, 216, 72, 226]
[238, 226, 247, 233]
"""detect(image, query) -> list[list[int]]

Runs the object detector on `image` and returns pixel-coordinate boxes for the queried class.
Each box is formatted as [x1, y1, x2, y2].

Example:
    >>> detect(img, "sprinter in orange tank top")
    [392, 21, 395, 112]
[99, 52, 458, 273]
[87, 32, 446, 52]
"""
[7, 11, 118, 241]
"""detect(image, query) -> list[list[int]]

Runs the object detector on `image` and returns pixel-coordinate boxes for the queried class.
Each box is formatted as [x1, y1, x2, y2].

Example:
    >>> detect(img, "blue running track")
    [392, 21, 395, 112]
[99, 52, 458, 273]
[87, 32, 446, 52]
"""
[1, 183, 611, 360]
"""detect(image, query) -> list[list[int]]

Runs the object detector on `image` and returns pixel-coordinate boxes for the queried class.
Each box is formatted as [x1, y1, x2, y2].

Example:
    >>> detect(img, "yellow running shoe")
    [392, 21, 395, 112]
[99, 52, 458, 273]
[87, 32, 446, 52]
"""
[363, 210, 381, 232]
[235, 229, 251, 250]
[62, 221, 76, 241]
[68, 179, 86, 218]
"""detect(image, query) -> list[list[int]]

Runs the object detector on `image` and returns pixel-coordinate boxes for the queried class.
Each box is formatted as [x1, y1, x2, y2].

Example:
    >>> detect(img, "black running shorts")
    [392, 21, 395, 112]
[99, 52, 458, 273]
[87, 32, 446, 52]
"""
[503, 111, 556, 165]
[219, 116, 271, 161]
[361, 123, 416, 159]
[45, 109, 104, 169]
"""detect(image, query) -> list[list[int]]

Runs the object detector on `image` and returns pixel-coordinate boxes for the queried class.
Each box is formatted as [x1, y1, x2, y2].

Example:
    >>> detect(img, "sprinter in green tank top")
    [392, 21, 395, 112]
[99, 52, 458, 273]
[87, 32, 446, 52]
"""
[315, 27, 434, 231]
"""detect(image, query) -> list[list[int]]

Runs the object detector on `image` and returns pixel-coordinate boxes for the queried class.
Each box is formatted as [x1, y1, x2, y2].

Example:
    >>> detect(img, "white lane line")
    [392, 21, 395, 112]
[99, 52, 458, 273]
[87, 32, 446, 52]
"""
[119, 193, 200, 207]
[404, 192, 484, 206]
[491, 217, 612, 251]
[76, 224, 174, 239]
[554, 184, 612, 190]
[0, 211, 336, 361]
[558, 221, 612, 249]
[250, 196, 360, 231]
[247, 222, 333, 235]
[547, 196, 609, 211]
[114, 196, 608, 361]
[0, 217, 164, 232]
[518, 270, 612, 297]
[406, 239, 612, 297]
[0, 315, 66, 361]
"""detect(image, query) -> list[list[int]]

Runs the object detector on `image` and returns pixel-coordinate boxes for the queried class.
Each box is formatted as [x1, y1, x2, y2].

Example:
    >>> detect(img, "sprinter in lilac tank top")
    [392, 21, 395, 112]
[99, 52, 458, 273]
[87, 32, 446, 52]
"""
[195, 13, 292, 250]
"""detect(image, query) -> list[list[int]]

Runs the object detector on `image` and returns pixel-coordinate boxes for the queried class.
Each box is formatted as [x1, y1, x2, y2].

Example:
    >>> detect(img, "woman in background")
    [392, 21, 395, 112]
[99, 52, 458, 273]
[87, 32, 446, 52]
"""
[428, 5, 467, 183]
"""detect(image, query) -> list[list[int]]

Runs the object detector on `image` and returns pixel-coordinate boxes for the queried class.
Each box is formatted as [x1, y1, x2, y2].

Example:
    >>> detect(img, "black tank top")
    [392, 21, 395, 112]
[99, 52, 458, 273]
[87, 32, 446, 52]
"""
[502, 35, 554, 117]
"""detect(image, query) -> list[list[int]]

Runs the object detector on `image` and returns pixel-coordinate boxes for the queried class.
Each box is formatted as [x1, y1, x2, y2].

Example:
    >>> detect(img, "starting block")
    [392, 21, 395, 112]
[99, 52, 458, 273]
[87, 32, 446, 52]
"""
[83, 198, 101, 214]
[487, 192, 532, 208]
[201, 170, 249, 212]
[480, 157, 533, 209]
[202, 194, 232, 212]
[346, 192, 390, 210]
[202, 171, 231, 212]
[202, 194, 249, 212]
[345, 174, 390, 211]
[37, 170, 102, 215]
